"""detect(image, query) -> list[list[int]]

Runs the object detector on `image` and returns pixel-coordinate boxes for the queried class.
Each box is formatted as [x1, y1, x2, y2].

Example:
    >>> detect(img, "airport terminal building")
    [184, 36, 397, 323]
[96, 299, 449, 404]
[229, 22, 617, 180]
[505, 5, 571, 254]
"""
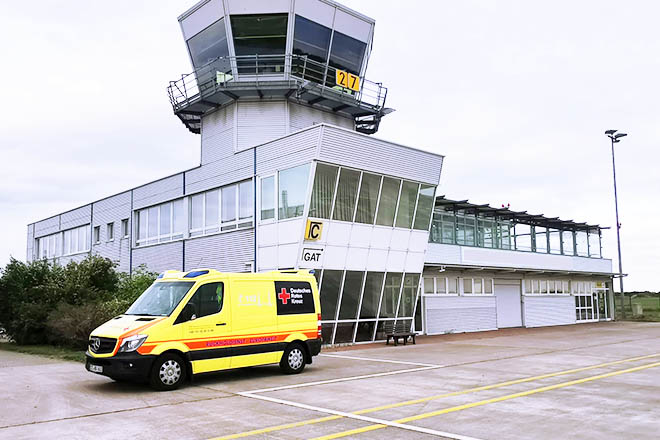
[26, 0, 615, 344]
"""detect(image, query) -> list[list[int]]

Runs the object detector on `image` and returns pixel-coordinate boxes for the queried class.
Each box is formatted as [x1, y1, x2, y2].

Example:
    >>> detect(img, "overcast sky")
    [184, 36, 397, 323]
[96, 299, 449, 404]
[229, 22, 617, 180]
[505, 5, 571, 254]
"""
[1, 1, 658, 291]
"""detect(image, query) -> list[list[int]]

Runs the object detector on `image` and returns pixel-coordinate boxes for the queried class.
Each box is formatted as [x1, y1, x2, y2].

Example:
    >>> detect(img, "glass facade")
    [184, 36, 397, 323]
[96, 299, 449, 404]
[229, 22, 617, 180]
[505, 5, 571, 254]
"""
[188, 180, 253, 238]
[306, 162, 436, 231]
[318, 269, 421, 344]
[430, 207, 603, 258]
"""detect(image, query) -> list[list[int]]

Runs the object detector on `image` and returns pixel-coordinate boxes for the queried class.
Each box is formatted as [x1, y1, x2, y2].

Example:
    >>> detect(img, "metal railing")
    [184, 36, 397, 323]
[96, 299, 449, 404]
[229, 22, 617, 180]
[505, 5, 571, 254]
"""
[167, 54, 387, 113]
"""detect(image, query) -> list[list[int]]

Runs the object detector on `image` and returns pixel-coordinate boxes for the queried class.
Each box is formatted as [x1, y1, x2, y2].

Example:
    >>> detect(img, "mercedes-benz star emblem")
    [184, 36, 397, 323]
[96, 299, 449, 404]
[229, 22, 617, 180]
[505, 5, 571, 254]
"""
[90, 337, 101, 352]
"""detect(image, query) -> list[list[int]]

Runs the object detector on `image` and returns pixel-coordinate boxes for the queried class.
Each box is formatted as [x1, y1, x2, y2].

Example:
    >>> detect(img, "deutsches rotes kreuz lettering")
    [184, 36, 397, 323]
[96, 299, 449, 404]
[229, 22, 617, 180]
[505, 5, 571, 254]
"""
[289, 287, 311, 304]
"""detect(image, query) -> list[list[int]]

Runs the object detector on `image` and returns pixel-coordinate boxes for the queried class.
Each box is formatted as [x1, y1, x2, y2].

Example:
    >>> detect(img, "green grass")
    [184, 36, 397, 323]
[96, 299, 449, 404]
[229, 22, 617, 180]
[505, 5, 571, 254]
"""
[0, 342, 86, 362]
[614, 296, 660, 322]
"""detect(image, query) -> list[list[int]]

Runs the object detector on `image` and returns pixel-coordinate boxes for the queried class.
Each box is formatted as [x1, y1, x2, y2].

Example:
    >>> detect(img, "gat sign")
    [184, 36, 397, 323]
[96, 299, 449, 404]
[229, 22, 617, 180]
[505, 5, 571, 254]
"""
[301, 247, 323, 263]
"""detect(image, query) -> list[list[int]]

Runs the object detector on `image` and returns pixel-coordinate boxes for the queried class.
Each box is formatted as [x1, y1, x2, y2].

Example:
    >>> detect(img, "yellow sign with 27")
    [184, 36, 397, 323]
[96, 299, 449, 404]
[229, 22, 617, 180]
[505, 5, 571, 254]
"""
[335, 69, 360, 92]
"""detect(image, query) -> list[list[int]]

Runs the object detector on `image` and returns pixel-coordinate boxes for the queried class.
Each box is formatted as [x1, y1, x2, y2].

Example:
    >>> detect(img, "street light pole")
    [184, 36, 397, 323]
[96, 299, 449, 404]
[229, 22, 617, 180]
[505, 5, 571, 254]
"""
[605, 129, 626, 319]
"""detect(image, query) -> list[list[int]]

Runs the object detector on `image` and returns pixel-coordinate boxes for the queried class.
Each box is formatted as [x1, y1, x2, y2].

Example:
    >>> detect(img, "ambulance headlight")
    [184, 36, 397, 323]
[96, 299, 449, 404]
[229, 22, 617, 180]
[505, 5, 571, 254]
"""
[119, 334, 148, 353]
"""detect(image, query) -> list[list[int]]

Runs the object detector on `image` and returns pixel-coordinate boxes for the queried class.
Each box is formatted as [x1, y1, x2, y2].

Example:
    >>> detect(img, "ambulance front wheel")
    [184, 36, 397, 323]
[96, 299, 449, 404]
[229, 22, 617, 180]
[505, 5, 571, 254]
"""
[280, 343, 306, 374]
[149, 353, 187, 391]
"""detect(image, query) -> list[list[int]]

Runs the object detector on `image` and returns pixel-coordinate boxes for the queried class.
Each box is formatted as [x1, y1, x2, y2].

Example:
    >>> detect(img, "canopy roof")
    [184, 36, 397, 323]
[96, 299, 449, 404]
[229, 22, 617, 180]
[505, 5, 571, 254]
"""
[435, 196, 604, 232]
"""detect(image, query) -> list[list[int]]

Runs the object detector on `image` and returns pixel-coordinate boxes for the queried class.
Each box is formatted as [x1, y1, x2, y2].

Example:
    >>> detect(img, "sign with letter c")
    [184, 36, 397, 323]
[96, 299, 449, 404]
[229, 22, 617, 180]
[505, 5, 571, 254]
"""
[304, 220, 323, 241]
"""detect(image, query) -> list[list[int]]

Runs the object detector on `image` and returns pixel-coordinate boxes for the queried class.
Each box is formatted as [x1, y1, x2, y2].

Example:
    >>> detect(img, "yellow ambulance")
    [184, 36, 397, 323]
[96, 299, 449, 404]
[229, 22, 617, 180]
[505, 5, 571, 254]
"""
[85, 269, 322, 390]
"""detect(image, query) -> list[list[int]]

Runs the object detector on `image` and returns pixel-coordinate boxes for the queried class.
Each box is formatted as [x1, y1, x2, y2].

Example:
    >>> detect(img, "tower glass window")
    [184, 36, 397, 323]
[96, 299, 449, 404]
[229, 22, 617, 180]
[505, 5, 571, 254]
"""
[292, 15, 332, 82]
[187, 18, 230, 73]
[329, 31, 366, 76]
[231, 14, 288, 73]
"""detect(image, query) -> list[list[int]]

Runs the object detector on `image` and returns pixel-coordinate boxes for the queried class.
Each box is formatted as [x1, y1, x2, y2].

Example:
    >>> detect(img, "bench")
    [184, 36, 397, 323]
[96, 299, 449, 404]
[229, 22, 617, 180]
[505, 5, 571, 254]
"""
[383, 321, 416, 346]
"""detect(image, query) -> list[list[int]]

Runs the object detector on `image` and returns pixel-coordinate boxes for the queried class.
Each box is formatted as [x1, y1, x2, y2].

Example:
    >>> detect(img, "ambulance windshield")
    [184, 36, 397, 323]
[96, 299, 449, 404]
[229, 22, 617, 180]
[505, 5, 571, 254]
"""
[125, 281, 195, 316]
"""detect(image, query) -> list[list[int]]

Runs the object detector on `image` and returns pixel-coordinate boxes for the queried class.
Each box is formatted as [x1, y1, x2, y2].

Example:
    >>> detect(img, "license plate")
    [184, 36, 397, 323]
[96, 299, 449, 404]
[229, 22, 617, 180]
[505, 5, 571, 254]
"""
[89, 364, 103, 373]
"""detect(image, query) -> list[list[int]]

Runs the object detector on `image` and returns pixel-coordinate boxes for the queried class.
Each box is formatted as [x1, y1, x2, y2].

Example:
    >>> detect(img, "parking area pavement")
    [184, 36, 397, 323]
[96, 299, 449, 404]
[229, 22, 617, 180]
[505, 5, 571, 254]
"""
[2, 321, 660, 440]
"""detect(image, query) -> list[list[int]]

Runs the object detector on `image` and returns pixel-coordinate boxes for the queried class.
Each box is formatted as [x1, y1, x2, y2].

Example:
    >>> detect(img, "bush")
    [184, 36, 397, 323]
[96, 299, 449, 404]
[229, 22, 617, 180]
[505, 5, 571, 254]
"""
[46, 302, 120, 349]
[0, 256, 155, 346]
[0, 258, 65, 344]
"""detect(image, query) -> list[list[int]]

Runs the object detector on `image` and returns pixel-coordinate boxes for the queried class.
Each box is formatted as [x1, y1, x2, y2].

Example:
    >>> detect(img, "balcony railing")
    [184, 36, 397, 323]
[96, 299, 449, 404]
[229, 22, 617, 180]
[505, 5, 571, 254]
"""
[167, 54, 387, 114]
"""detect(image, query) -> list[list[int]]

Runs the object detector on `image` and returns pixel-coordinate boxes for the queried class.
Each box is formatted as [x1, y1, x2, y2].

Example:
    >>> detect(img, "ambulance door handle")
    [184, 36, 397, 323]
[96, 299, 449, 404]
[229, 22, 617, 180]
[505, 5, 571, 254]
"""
[216, 323, 226, 326]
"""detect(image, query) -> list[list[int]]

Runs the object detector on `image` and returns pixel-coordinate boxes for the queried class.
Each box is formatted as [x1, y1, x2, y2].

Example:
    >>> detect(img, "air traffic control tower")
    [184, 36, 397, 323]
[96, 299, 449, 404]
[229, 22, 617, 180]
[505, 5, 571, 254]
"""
[171, 0, 391, 138]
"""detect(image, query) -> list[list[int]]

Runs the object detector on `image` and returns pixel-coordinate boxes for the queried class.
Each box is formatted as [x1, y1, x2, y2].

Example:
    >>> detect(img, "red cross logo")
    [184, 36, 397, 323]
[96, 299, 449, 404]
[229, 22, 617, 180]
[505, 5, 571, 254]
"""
[278, 288, 291, 304]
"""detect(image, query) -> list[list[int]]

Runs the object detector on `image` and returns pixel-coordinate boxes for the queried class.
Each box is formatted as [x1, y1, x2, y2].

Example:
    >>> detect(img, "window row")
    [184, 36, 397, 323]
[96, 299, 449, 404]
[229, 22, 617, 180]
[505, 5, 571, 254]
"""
[523, 280, 607, 295]
[423, 276, 494, 295]
[93, 219, 129, 244]
[136, 180, 253, 246]
[308, 163, 435, 230]
[261, 163, 310, 222]
[314, 269, 421, 344]
[431, 208, 603, 258]
[190, 180, 253, 237]
[186, 14, 368, 81]
[36, 225, 91, 259]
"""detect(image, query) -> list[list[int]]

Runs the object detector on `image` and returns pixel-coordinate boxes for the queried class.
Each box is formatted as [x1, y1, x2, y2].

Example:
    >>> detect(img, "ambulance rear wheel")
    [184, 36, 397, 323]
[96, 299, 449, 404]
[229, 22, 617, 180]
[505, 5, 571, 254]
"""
[150, 353, 186, 391]
[280, 343, 306, 374]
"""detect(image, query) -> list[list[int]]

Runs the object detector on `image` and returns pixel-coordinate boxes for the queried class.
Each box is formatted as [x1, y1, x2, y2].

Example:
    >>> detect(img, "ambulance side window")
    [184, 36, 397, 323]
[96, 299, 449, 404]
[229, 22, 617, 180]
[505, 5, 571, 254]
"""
[190, 282, 224, 319]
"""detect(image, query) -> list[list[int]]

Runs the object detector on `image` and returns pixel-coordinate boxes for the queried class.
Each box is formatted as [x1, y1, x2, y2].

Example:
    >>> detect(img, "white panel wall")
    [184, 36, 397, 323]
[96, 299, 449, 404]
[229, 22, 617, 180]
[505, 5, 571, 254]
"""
[92, 192, 132, 272]
[236, 100, 288, 152]
[133, 174, 184, 210]
[61, 205, 91, 231]
[425, 243, 613, 274]
[185, 229, 254, 272]
[523, 295, 576, 327]
[201, 104, 235, 164]
[255, 125, 320, 175]
[294, 0, 335, 27]
[132, 242, 184, 273]
[289, 103, 353, 132]
[33, 216, 60, 238]
[332, 9, 372, 42]
[26, 225, 35, 262]
[186, 151, 253, 195]
[319, 125, 443, 185]
[225, 0, 290, 14]
[425, 296, 497, 335]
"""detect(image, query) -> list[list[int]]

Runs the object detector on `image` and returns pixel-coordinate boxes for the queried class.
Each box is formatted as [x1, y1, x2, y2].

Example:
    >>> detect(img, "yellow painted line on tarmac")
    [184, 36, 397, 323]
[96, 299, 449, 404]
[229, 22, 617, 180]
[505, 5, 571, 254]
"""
[213, 352, 660, 440]
[312, 360, 660, 440]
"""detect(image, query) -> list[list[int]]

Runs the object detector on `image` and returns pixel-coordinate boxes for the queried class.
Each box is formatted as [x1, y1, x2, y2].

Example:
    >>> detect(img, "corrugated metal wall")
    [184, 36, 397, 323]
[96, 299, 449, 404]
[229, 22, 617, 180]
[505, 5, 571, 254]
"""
[425, 296, 497, 334]
[60, 205, 91, 231]
[132, 241, 184, 273]
[523, 295, 576, 327]
[319, 126, 443, 185]
[289, 102, 353, 131]
[91, 192, 132, 272]
[256, 126, 320, 175]
[201, 104, 235, 164]
[185, 151, 253, 195]
[133, 174, 184, 210]
[26, 224, 35, 262]
[33, 216, 60, 238]
[236, 100, 288, 152]
[184, 229, 254, 272]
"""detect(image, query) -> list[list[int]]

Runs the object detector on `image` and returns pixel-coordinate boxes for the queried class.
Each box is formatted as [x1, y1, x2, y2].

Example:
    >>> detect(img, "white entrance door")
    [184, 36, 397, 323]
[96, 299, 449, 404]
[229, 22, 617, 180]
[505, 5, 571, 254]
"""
[494, 280, 522, 328]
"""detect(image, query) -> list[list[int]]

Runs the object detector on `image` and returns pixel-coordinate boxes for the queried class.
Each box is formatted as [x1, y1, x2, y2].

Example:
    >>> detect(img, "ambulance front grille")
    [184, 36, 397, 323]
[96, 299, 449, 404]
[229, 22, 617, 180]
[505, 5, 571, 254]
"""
[89, 337, 117, 354]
